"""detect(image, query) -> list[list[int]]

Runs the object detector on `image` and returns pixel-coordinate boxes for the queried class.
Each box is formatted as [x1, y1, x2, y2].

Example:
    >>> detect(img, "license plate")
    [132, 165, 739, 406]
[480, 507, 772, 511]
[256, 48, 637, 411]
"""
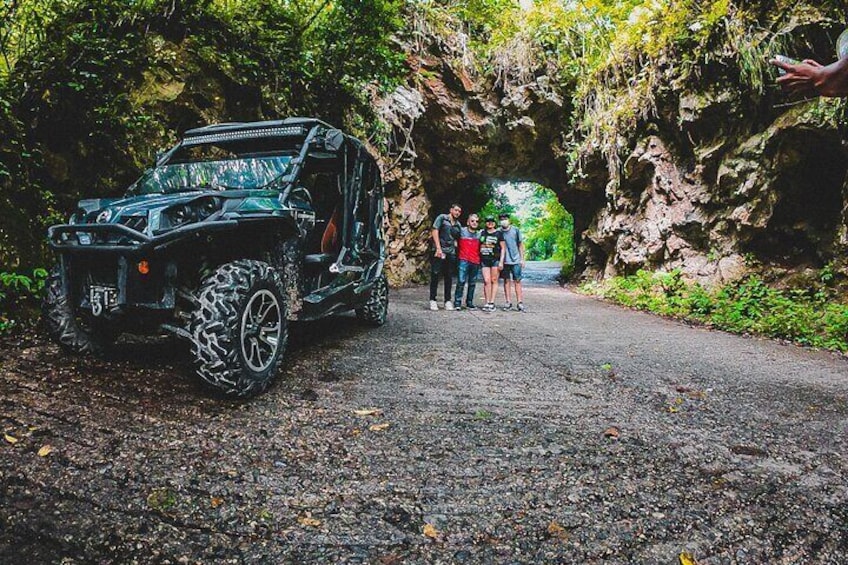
[89, 285, 118, 316]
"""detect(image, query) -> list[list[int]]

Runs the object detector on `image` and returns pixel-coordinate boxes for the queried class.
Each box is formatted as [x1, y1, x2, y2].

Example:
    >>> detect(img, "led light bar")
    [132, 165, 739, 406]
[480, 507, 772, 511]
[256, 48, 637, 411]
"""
[183, 126, 307, 146]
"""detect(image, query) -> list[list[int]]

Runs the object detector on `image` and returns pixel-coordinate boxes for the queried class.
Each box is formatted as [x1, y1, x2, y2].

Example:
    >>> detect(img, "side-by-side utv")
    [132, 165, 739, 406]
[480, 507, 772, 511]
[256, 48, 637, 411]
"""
[44, 118, 388, 396]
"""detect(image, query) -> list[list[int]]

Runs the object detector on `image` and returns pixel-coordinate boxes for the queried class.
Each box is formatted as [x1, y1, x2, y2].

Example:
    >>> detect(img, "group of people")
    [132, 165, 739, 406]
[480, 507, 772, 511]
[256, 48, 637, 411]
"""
[429, 203, 526, 312]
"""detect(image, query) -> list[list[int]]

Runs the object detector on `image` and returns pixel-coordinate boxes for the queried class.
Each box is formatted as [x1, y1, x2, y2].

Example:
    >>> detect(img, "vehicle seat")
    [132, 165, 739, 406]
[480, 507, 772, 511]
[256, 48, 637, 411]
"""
[304, 207, 342, 266]
[320, 207, 342, 255]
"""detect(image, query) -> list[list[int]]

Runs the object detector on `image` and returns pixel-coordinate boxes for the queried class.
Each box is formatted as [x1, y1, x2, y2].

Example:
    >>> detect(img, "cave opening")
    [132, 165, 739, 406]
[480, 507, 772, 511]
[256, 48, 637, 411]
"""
[744, 130, 847, 268]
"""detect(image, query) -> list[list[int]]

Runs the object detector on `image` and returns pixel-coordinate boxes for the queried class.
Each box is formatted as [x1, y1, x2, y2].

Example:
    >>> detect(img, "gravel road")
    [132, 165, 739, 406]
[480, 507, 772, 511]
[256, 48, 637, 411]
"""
[2, 263, 847, 564]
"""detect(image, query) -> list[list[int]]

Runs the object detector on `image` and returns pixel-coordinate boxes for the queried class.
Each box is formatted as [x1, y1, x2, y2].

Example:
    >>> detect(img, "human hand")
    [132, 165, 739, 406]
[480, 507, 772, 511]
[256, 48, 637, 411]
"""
[772, 58, 824, 97]
[435, 249, 444, 259]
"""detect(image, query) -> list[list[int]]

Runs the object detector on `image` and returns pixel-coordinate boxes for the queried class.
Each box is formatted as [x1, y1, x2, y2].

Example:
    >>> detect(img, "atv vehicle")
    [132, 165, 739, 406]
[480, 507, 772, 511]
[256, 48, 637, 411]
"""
[44, 118, 388, 396]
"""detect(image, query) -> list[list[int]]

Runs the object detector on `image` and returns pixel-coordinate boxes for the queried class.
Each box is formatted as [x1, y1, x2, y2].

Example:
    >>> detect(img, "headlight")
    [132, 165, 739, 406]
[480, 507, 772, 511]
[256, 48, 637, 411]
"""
[69, 209, 85, 225]
[160, 197, 221, 230]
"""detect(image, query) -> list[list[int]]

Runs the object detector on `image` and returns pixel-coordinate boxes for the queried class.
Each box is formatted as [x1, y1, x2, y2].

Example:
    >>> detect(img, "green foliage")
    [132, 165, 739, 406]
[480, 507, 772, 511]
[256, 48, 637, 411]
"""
[582, 269, 848, 352]
[519, 187, 573, 265]
[0, 0, 406, 272]
[0, 267, 48, 333]
[477, 183, 574, 268]
[478, 184, 515, 221]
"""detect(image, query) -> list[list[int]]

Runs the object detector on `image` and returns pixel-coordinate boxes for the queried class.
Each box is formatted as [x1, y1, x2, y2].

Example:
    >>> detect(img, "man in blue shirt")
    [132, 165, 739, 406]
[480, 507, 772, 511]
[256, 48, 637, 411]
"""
[498, 213, 526, 312]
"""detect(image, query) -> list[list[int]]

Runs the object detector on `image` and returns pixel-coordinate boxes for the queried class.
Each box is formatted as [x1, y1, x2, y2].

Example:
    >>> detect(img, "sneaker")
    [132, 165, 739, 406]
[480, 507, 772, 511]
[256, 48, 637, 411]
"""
[444, 301, 455, 311]
[453, 302, 463, 311]
[502, 302, 513, 311]
[517, 302, 526, 312]
[466, 303, 477, 310]
[429, 300, 439, 311]
[482, 303, 493, 312]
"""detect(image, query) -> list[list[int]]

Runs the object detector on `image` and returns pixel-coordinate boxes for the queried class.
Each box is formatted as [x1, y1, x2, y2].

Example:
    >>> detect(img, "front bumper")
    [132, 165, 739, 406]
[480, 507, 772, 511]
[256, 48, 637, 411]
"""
[47, 222, 224, 315]
[56, 253, 178, 315]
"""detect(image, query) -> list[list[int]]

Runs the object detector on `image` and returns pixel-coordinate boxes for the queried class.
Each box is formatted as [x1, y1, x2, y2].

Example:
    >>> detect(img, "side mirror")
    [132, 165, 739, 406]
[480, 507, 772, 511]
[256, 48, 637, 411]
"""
[324, 129, 345, 152]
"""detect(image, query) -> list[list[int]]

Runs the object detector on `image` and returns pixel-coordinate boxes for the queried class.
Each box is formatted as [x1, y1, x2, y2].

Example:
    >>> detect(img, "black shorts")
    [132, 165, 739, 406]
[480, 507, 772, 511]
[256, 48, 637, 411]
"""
[480, 256, 499, 268]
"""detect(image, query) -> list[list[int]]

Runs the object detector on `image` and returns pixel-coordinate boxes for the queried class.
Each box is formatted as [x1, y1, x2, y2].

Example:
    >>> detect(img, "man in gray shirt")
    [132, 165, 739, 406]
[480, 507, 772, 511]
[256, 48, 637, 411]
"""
[498, 213, 526, 311]
[429, 203, 462, 310]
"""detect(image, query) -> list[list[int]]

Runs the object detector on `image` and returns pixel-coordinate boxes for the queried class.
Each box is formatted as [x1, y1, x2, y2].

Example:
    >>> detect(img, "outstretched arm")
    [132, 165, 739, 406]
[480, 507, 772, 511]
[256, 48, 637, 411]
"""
[772, 57, 848, 98]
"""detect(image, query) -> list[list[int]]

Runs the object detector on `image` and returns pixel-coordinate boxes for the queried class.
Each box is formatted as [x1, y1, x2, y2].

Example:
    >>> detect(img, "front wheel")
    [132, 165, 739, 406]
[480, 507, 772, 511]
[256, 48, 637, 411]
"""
[356, 273, 389, 326]
[189, 260, 288, 397]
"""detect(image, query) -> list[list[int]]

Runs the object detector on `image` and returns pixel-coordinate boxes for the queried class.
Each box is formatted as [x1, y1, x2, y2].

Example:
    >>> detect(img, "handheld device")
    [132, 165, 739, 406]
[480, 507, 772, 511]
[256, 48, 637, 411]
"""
[838, 29, 848, 59]
[774, 54, 800, 75]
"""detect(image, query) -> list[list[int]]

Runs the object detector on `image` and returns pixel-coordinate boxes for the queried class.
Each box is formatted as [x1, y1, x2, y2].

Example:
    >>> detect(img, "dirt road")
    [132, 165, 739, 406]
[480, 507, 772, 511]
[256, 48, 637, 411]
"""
[2, 263, 847, 563]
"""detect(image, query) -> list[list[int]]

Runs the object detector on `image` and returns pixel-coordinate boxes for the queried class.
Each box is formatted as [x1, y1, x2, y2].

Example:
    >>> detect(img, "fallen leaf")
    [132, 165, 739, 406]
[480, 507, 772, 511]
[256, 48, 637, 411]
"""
[547, 521, 568, 541]
[4, 434, 18, 445]
[668, 406, 679, 413]
[210, 497, 224, 508]
[603, 426, 620, 439]
[423, 523, 440, 539]
[354, 408, 382, 416]
[369, 423, 390, 432]
[679, 551, 700, 565]
[298, 515, 321, 527]
[37, 445, 53, 457]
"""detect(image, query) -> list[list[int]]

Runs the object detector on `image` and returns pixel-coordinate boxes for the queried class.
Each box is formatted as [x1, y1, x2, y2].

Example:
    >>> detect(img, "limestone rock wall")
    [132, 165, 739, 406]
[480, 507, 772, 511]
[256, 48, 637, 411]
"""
[578, 96, 848, 287]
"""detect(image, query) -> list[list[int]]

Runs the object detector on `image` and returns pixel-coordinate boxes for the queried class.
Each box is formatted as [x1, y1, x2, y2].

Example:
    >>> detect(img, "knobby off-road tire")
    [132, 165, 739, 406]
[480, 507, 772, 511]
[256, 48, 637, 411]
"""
[189, 260, 288, 397]
[42, 267, 114, 355]
[356, 272, 389, 326]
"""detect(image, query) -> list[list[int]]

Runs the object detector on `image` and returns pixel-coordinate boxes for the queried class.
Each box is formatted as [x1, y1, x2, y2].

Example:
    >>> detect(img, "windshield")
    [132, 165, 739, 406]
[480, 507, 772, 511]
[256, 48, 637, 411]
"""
[130, 155, 294, 195]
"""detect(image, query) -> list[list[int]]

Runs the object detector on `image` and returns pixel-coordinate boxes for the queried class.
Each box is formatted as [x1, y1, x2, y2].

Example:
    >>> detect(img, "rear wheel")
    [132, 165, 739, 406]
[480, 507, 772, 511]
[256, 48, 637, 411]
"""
[189, 260, 288, 397]
[42, 267, 115, 355]
[356, 273, 389, 326]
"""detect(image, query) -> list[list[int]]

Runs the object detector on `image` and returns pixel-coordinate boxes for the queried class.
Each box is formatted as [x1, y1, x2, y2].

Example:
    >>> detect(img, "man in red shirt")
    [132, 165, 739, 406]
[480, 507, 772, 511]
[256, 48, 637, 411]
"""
[453, 214, 482, 310]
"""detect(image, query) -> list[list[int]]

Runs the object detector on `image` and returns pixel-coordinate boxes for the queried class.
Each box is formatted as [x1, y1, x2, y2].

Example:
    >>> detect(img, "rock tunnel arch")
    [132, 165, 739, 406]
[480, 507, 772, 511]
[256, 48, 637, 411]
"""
[378, 73, 606, 286]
